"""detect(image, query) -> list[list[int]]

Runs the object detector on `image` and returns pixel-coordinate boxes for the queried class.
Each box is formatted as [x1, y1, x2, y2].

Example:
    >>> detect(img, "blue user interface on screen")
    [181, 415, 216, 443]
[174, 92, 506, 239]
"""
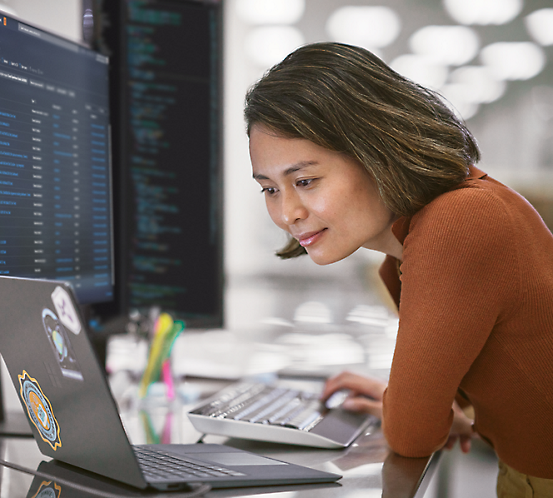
[0, 13, 113, 304]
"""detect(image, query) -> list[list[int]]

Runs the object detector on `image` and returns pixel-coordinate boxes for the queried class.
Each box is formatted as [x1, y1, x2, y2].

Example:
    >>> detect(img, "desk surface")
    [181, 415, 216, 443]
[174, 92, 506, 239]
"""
[0, 429, 438, 498]
[0, 382, 439, 498]
[0, 327, 437, 497]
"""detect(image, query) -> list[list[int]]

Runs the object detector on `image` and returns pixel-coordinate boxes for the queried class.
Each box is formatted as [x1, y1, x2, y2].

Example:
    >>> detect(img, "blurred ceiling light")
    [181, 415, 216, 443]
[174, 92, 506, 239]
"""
[326, 6, 401, 49]
[236, 0, 305, 25]
[449, 66, 506, 104]
[531, 86, 553, 121]
[480, 42, 546, 80]
[525, 9, 553, 46]
[439, 84, 480, 120]
[389, 54, 448, 90]
[346, 304, 391, 327]
[443, 0, 523, 25]
[245, 26, 305, 68]
[409, 26, 479, 66]
[293, 301, 332, 324]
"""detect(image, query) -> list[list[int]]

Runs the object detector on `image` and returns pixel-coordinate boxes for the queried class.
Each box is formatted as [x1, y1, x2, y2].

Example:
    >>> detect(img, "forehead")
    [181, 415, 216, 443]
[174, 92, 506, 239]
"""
[250, 127, 317, 157]
[250, 126, 342, 174]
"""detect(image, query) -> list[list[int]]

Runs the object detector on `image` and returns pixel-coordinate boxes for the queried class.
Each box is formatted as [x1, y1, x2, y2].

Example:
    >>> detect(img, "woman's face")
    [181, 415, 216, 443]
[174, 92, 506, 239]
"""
[250, 125, 402, 265]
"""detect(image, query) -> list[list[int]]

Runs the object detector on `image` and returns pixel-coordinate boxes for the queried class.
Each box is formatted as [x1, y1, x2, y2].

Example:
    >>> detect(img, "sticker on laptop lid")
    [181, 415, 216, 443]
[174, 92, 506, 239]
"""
[51, 286, 81, 335]
[31, 480, 61, 498]
[18, 371, 62, 451]
[42, 308, 84, 382]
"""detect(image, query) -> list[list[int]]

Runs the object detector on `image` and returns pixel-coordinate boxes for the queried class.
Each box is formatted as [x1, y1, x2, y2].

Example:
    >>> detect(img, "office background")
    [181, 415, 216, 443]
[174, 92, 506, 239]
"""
[225, 0, 553, 331]
[0, 1, 551, 496]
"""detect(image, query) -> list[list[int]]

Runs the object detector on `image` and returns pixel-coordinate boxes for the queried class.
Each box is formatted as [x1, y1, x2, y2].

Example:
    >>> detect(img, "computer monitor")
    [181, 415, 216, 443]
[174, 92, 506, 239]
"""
[0, 11, 113, 304]
[96, 0, 224, 328]
[0, 10, 113, 436]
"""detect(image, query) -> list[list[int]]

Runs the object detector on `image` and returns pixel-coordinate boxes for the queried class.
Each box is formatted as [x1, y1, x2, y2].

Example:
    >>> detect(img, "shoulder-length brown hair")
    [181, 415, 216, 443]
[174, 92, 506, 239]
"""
[244, 42, 480, 259]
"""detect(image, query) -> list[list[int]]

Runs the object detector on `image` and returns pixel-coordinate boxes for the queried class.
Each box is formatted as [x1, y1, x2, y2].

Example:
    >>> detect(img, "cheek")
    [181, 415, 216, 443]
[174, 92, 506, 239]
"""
[304, 194, 331, 218]
[265, 199, 285, 230]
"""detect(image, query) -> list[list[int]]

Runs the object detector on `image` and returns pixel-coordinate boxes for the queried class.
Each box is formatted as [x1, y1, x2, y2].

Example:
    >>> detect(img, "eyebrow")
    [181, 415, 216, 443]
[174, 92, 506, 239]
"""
[253, 161, 318, 180]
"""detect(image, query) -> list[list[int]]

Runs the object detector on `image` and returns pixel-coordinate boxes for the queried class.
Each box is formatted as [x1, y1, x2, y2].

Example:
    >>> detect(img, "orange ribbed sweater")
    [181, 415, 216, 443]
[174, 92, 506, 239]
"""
[379, 167, 553, 479]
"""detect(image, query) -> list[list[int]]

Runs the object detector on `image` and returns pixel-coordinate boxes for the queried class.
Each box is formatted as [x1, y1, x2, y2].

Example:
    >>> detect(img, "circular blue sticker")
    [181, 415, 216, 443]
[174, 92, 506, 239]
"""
[18, 371, 61, 451]
[31, 480, 61, 498]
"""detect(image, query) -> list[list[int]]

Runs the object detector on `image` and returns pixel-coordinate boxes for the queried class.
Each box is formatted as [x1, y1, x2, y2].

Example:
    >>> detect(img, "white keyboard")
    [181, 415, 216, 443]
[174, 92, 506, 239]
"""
[187, 382, 376, 449]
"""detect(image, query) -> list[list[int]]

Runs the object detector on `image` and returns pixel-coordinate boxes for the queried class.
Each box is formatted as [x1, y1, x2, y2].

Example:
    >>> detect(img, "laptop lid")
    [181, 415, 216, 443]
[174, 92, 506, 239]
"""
[0, 276, 341, 490]
[0, 276, 148, 488]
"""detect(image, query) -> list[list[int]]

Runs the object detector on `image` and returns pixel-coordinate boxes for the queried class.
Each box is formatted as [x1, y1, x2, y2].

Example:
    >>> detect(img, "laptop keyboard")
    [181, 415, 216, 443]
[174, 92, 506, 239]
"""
[191, 382, 325, 431]
[134, 446, 245, 481]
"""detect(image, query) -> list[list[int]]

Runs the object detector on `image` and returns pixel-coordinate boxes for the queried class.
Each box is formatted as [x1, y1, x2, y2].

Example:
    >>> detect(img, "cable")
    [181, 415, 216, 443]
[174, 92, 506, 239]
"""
[0, 458, 211, 498]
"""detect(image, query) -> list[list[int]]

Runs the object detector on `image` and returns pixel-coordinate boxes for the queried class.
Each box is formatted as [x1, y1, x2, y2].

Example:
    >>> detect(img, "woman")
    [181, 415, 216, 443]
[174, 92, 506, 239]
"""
[245, 42, 553, 496]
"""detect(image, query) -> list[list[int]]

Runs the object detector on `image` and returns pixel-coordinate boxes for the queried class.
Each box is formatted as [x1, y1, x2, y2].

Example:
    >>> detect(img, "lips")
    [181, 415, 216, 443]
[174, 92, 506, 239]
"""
[296, 229, 326, 247]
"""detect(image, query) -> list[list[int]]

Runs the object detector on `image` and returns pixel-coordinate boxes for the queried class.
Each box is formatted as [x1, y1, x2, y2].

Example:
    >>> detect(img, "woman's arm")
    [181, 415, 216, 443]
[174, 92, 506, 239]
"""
[322, 371, 477, 453]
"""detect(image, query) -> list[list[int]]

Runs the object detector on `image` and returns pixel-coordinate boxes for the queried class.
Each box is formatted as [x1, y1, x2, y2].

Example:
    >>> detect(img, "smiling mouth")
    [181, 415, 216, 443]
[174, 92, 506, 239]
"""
[297, 229, 326, 247]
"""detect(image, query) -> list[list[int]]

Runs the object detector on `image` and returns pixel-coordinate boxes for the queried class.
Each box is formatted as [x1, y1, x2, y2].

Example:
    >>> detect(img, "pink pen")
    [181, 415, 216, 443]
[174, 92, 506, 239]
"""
[161, 359, 175, 400]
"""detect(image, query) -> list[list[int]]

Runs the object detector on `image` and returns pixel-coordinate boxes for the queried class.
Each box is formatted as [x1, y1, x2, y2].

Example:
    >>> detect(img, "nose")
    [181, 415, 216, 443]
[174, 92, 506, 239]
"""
[280, 189, 308, 226]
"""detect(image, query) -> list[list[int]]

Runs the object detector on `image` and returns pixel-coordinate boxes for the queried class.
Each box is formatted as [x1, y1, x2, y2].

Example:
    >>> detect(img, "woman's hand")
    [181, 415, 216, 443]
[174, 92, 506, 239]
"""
[444, 401, 476, 453]
[321, 371, 387, 419]
[323, 372, 477, 453]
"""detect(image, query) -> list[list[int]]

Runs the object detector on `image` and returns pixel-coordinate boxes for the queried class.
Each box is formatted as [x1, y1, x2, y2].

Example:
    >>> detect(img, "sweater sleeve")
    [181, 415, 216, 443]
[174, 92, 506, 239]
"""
[382, 187, 519, 457]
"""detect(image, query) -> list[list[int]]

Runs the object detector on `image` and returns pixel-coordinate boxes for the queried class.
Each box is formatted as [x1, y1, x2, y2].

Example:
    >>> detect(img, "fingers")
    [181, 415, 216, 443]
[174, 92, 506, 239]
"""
[341, 396, 383, 419]
[321, 371, 387, 402]
[445, 435, 472, 453]
[444, 435, 457, 450]
[321, 371, 386, 420]
[444, 434, 472, 453]
[459, 435, 472, 453]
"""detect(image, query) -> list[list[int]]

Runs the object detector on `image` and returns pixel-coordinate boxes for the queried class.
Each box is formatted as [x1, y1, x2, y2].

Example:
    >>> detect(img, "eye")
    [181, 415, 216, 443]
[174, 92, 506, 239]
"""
[260, 187, 277, 196]
[296, 178, 315, 188]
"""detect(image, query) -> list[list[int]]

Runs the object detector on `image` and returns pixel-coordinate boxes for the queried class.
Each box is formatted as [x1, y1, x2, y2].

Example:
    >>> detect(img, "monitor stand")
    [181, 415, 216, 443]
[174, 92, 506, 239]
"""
[0, 369, 32, 437]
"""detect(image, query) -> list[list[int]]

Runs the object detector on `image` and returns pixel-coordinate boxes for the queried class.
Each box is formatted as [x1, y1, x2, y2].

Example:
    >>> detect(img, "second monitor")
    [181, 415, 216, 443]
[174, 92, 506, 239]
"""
[98, 0, 224, 328]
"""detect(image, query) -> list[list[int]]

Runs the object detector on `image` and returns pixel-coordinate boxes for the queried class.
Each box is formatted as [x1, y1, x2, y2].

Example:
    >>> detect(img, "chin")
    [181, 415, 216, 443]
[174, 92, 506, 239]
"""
[306, 250, 349, 266]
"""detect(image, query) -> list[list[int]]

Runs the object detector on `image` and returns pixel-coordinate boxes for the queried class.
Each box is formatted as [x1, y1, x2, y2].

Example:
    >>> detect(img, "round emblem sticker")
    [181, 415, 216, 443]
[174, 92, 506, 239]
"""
[31, 480, 61, 498]
[18, 371, 61, 451]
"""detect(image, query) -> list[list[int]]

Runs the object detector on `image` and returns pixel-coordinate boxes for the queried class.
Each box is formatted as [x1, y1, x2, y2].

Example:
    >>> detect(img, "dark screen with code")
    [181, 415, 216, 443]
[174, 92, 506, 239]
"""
[102, 0, 223, 326]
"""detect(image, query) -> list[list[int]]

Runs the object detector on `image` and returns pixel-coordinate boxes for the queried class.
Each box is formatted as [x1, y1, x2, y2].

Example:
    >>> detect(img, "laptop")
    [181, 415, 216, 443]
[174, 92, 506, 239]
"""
[25, 459, 341, 498]
[0, 276, 341, 491]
